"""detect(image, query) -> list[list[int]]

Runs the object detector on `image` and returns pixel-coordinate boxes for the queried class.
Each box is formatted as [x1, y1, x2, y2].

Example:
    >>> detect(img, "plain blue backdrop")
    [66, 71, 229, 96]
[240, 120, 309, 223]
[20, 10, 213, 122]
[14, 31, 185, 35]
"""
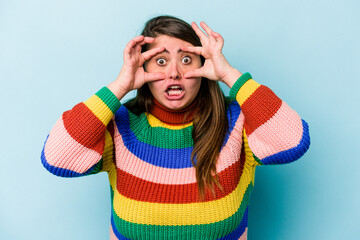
[1, 0, 359, 239]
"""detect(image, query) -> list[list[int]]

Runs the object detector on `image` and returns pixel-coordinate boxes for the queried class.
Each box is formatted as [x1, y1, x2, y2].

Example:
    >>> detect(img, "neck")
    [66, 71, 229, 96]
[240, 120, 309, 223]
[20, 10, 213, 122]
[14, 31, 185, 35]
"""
[149, 98, 198, 125]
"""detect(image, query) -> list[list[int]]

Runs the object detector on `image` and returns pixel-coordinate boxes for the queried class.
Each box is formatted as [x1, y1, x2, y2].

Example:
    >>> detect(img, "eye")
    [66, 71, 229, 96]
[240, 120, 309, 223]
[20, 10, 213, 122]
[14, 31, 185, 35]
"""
[156, 57, 166, 66]
[182, 56, 192, 64]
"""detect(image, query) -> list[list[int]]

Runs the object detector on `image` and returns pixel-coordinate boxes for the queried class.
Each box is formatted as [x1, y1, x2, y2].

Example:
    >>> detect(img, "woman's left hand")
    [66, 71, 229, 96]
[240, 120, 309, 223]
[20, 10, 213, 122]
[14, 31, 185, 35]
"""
[181, 21, 242, 87]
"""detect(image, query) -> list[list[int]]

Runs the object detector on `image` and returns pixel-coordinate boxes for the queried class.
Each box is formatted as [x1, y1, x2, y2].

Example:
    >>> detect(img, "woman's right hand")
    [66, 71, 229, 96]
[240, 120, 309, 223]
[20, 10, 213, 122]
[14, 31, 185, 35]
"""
[107, 35, 166, 100]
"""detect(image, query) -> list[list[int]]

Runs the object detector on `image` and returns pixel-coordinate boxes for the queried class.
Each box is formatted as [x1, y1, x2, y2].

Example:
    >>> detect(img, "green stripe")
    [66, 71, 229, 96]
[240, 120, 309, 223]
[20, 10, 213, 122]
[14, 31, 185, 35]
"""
[253, 154, 263, 165]
[111, 183, 253, 240]
[128, 111, 194, 149]
[229, 72, 253, 100]
[95, 87, 122, 114]
[88, 158, 104, 175]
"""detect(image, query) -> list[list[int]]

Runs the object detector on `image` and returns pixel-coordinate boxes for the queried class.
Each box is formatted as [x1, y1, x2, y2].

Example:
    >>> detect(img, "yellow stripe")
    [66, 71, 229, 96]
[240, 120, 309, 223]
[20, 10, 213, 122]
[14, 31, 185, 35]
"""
[242, 128, 257, 184]
[84, 95, 114, 125]
[145, 113, 193, 130]
[242, 129, 259, 168]
[102, 129, 115, 172]
[112, 166, 252, 226]
[109, 166, 117, 191]
[236, 79, 261, 105]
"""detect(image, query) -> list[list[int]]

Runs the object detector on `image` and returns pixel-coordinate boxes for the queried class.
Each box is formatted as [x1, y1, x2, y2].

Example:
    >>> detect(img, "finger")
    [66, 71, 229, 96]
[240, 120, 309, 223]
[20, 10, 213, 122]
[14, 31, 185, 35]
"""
[184, 68, 203, 78]
[142, 46, 165, 61]
[180, 46, 202, 55]
[135, 43, 142, 53]
[138, 37, 155, 46]
[129, 35, 145, 46]
[134, 37, 156, 54]
[200, 21, 214, 38]
[144, 72, 166, 82]
[191, 22, 208, 41]
[211, 31, 224, 48]
[124, 35, 144, 55]
[131, 35, 145, 43]
[144, 36, 155, 43]
[211, 31, 222, 40]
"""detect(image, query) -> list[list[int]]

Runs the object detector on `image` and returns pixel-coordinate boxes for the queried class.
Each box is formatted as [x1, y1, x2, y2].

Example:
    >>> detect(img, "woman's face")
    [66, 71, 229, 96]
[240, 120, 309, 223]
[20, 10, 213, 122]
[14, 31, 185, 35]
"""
[144, 35, 202, 110]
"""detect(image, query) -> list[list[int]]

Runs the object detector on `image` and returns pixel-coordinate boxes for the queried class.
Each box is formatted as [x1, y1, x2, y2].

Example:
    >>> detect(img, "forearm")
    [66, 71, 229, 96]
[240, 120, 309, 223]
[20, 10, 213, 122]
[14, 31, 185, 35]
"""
[221, 67, 243, 89]
[41, 87, 121, 177]
[230, 73, 310, 165]
[107, 81, 129, 101]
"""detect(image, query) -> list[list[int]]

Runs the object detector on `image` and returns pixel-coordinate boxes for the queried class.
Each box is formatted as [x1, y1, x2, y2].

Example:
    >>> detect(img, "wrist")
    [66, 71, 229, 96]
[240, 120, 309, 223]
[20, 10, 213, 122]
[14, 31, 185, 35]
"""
[229, 72, 253, 100]
[107, 81, 129, 101]
[221, 68, 242, 88]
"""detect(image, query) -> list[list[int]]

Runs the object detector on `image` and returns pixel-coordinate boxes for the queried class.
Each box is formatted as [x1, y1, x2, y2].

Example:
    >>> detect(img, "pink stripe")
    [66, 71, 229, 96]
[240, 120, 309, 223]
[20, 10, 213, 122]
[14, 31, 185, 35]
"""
[109, 225, 118, 240]
[238, 227, 248, 240]
[44, 117, 102, 173]
[114, 112, 245, 185]
[247, 102, 303, 159]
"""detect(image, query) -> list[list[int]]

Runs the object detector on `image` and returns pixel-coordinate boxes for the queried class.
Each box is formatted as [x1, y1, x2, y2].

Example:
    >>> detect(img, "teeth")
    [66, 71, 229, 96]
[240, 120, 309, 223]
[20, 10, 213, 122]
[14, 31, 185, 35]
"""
[167, 89, 183, 95]
[166, 85, 183, 96]
[169, 86, 181, 90]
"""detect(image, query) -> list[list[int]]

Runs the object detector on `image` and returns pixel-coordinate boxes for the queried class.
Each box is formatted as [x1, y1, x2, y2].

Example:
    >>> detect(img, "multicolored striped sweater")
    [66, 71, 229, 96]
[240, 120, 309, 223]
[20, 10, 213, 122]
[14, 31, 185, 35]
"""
[41, 72, 310, 240]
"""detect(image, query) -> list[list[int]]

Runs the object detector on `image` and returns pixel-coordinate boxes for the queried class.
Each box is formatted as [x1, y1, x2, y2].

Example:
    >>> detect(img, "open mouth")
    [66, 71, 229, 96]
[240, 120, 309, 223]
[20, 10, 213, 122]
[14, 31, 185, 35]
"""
[166, 85, 183, 96]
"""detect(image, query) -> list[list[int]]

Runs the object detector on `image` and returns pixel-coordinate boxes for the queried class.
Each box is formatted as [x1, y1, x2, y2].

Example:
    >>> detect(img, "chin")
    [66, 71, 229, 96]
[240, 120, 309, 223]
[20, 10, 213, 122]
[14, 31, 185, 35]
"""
[166, 103, 186, 110]
[162, 100, 188, 110]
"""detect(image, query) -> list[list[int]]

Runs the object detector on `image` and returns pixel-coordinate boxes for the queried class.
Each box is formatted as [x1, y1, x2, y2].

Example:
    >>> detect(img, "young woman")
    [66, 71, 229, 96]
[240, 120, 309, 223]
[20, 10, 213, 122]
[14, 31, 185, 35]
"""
[41, 15, 310, 240]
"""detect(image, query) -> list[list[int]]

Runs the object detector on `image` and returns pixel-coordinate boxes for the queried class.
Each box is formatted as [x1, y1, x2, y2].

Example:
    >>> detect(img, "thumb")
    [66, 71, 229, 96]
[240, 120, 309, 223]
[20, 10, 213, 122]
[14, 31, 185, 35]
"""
[144, 72, 166, 83]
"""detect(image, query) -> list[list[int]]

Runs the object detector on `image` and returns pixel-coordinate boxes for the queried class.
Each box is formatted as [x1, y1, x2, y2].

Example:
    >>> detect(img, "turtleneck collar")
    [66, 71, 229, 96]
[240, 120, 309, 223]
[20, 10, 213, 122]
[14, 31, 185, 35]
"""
[149, 98, 199, 125]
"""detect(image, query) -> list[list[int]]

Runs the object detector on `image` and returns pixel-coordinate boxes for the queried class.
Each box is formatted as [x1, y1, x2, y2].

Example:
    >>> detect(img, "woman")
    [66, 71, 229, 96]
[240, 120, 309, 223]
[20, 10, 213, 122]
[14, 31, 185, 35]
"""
[41, 15, 310, 240]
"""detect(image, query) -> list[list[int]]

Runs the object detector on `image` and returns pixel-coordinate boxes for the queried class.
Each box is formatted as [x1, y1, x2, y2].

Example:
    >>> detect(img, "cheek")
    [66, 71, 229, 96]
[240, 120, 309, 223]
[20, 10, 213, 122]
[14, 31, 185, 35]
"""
[188, 78, 202, 94]
[148, 81, 163, 95]
[191, 56, 202, 69]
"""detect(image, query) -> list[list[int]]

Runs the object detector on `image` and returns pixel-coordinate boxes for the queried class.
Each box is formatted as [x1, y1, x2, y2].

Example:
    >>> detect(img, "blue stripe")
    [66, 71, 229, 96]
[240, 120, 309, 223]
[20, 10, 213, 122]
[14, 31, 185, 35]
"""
[219, 207, 248, 240]
[111, 212, 131, 240]
[223, 101, 241, 148]
[41, 135, 101, 177]
[260, 119, 310, 165]
[114, 101, 241, 169]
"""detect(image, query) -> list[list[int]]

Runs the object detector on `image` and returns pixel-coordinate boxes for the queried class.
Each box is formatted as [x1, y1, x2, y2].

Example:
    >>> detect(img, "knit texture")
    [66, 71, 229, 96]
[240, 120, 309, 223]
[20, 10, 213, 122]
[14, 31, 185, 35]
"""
[41, 72, 310, 239]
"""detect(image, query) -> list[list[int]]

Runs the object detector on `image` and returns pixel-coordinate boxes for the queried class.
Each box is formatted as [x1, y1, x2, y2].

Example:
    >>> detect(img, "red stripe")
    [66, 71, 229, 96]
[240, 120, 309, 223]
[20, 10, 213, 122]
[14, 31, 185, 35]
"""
[150, 98, 198, 126]
[62, 103, 106, 154]
[241, 85, 282, 135]
[107, 119, 115, 138]
[115, 156, 245, 203]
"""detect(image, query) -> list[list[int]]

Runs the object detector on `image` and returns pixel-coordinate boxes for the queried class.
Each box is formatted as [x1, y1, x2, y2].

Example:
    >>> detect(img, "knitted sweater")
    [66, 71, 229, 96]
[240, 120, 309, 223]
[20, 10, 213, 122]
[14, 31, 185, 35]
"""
[41, 72, 310, 240]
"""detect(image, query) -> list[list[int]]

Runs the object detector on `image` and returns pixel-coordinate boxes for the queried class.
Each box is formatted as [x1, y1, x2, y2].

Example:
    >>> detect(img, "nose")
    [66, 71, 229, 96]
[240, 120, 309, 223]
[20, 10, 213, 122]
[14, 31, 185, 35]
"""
[168, 62, 181, 80]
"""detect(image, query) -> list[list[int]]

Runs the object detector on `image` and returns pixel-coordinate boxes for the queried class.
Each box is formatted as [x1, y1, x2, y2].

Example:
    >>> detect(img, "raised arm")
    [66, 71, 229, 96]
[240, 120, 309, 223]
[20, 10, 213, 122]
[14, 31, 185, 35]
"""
[182, 21, 310, 165]
[41, 35, 166, 177]
[229, 73, 310, 165]
[41, 88, 121, 177]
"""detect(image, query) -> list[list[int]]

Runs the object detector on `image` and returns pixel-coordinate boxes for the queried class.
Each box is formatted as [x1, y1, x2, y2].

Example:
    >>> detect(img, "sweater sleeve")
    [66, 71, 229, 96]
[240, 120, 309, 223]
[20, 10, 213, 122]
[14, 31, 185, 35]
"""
[229, 72, 310, 165]
[41, 87, 121, 177]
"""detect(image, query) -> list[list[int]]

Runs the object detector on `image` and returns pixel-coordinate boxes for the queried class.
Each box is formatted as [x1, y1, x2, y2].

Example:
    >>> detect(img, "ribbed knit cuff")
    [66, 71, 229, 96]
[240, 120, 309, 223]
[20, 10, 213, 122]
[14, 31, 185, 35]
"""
[229, 72, 253, 100]
[95, 87, 122, 114]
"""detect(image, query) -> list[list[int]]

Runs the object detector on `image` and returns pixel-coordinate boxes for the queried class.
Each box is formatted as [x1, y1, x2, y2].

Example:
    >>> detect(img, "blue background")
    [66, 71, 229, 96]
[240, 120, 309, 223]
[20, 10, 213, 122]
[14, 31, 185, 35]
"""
[1, 0, 359, 239]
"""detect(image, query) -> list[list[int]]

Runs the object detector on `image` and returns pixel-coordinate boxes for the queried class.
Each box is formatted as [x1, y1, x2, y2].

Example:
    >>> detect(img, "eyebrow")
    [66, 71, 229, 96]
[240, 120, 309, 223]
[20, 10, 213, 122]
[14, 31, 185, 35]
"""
[159, 49, 184, 54]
